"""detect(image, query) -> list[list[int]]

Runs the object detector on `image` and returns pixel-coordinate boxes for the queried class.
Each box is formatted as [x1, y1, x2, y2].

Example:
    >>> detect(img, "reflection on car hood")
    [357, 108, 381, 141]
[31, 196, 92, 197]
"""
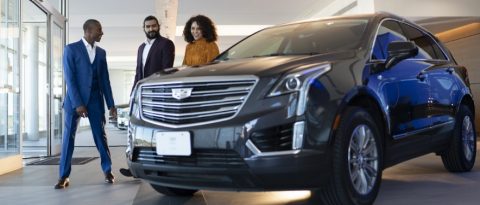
[140, 50, 356, 83]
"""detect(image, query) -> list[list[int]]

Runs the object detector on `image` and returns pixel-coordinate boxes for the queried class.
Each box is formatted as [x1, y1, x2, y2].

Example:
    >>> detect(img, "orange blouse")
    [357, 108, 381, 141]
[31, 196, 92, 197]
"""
[182, 38, 219, 66]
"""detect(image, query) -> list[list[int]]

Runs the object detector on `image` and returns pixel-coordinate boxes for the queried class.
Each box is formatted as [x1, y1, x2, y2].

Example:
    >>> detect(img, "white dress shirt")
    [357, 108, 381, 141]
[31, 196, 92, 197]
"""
[82, 37, 96, 64]
[142, 38, 156, 69]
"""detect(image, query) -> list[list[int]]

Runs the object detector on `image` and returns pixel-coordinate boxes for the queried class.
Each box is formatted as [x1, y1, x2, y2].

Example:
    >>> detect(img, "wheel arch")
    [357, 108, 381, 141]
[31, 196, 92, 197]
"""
[329, 87, 391, 147]
[459, 94, 475, 117]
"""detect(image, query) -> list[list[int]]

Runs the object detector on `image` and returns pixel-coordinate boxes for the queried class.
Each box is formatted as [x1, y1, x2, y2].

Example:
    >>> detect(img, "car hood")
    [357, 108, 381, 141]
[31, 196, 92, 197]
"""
[139, 50, 356, 84]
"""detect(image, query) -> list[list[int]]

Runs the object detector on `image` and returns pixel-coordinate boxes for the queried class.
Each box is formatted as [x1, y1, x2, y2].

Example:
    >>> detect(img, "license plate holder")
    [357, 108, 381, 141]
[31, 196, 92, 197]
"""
[155, 131, 191, 156]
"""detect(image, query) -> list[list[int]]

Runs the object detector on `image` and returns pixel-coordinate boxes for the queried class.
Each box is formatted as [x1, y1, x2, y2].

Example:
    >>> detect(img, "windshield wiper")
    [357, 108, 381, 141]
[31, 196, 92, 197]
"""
[250, 53, 285, 58]
[289, 52, 320, 55]
[250, 52, 320, 58]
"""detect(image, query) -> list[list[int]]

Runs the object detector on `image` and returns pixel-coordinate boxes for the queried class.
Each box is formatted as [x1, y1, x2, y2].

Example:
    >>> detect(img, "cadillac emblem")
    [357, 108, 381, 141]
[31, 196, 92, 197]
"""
[171, 88, 193, 100]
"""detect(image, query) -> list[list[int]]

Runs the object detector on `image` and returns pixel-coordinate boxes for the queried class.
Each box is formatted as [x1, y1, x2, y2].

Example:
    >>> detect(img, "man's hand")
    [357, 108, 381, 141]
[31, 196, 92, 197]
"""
[76, 106, 88, 118]
[109, 107, 117, 120]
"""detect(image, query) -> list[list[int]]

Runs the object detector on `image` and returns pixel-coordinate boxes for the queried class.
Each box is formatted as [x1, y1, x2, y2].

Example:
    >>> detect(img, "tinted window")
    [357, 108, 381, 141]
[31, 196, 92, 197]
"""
[218, 19, 369, 60]
[372, 20, 408, 60]
[401, 24, 447, 60]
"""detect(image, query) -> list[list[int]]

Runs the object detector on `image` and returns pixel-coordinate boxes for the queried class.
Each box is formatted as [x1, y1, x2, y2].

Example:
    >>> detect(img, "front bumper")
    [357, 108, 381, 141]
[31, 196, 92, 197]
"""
[127, 148, 331, 191]
[126, 74, 336, 191]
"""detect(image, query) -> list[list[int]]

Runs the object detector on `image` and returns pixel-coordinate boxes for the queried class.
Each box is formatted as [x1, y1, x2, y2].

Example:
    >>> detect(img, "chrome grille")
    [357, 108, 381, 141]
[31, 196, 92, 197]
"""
[140, 76, 257, 127]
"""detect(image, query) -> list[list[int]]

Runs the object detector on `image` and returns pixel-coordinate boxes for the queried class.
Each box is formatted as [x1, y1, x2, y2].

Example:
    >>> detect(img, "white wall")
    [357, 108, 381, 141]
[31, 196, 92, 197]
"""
[442, 32, 480, 129]
[373, 0, 480, 17]
[307, 0, 480, 19]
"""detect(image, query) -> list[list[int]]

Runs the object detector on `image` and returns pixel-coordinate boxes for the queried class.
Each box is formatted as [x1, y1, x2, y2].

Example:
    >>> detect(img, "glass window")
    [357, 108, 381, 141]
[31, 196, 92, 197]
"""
[372, 20, 408, 60]
[400, 23, 447, 60]
[0, 0, 21, 157]
[218, 19, 369, 60]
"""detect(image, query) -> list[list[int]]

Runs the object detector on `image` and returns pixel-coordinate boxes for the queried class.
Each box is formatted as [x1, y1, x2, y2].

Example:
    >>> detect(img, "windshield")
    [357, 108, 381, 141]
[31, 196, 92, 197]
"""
[218, 19, 369, 60]
[119, 109, 130, 118]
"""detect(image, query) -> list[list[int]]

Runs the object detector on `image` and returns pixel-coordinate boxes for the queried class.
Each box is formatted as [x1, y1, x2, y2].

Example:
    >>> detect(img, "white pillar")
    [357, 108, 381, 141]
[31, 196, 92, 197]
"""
[155, 0, 178, 42]
[24, 25, 39, 141]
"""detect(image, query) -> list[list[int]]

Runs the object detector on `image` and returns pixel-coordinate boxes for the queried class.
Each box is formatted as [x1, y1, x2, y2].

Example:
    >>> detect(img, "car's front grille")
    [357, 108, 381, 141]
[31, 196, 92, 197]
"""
[250, 124, 294, 152]
[140, 77, 257, 127]
[134, 148, 247, 168]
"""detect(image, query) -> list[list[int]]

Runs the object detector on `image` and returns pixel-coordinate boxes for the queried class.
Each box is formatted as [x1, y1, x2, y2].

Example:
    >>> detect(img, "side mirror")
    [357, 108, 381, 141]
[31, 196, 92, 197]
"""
[385, 41, 418, 69]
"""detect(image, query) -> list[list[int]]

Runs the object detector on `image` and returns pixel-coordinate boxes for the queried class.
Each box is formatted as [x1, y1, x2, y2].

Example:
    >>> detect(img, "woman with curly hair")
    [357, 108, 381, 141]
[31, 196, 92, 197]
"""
[182, 15, 220, 66]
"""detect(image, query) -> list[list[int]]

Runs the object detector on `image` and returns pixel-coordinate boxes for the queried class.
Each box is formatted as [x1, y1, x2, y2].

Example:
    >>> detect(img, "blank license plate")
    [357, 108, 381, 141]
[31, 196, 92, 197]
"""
[155, 131, 191, 156]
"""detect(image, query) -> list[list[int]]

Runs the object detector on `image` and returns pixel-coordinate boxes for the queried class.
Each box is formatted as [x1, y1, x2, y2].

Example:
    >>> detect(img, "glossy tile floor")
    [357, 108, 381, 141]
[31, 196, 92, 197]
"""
[0, 126, 479, 205]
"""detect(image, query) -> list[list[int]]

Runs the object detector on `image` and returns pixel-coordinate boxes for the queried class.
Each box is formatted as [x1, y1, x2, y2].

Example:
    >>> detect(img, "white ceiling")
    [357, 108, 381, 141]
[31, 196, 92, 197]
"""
[67, 0, 333, 69]
[67, 0, 479, 70]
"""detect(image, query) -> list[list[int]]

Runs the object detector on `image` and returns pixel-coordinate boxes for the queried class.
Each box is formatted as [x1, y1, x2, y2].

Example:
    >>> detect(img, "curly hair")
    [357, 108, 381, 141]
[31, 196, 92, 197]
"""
[183, 15, 218, 43]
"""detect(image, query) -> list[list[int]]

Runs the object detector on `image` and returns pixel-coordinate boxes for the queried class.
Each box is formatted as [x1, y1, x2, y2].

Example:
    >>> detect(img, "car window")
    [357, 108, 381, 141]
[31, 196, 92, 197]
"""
[218, 19, 369, 60]
[400, 23, 447, 60]
[372, 20, 408, 60]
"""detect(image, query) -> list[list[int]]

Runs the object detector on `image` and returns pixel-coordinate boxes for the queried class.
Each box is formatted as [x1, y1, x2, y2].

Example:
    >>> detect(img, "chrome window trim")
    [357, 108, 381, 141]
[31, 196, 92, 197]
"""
[138, 75, 259, 128]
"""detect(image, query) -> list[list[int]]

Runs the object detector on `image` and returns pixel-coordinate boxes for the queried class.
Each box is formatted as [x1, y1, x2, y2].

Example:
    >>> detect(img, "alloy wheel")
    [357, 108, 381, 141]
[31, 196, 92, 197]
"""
[462, 116, 475, 161]
[348, 124, 379, 195]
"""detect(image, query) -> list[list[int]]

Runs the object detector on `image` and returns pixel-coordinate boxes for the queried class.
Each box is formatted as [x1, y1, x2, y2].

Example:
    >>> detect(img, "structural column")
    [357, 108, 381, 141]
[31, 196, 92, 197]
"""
[24, 25, 39, 141]
[155, 0, 178, 41]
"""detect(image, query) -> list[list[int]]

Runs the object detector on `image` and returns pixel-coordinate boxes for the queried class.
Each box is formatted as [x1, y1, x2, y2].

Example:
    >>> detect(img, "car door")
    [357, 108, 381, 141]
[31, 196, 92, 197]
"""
[371, 20, 433, 137]
[400, 23, 458, 145]
[369, 20, 434, 162]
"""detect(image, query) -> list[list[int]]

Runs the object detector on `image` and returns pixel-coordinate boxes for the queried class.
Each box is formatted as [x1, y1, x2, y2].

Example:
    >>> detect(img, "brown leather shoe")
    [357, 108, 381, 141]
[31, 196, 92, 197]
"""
[105, 172, 115, 184]
[54, 178, 69, 189]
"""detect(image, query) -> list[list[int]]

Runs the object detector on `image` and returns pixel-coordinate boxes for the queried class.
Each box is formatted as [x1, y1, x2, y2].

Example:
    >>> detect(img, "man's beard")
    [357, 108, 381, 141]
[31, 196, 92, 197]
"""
[145, 31, 159, 39]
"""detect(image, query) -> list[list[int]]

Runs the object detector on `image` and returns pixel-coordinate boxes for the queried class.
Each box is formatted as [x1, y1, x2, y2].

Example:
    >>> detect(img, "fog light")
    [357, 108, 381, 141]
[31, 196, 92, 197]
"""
[292, 121, 305, 149]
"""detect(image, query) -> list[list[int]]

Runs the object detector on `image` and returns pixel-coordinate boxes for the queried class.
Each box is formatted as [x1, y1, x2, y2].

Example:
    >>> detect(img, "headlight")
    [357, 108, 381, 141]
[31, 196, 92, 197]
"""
[129, 84, 141, 119]
[268, 63, 331, 97]
[268, 63, 331, 115]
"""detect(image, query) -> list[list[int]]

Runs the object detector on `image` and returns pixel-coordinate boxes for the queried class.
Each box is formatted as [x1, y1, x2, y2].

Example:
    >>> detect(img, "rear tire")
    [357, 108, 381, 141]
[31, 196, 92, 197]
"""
[150, 184, 198, 196]
[319, 107, 383, 205]
[441, 105, 476, 172]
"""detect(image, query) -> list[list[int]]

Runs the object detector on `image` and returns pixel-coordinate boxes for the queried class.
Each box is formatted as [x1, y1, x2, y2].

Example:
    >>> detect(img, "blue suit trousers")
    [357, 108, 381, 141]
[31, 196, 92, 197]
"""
[59, 90, 112, 178]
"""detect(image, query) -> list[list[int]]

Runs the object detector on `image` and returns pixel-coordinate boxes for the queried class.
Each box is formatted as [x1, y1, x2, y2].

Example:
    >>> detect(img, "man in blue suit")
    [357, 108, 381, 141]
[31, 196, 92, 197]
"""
[55, 19, 117, 189]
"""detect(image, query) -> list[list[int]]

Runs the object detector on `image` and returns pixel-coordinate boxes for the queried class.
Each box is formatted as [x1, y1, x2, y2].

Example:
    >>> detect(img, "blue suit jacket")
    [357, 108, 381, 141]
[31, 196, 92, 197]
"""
[63, 40, 115, 113]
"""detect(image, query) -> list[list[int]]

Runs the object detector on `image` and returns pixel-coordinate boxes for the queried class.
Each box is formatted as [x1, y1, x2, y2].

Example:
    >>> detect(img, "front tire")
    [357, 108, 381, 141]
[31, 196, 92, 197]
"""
[319, 107, 383, 205]
[441, 105, 477, 172]
[150, 184, 198, 196]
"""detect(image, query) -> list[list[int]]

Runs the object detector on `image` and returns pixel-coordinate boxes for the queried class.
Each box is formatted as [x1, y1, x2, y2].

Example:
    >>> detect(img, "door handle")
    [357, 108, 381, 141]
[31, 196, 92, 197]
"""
[417, 72, 426, 81]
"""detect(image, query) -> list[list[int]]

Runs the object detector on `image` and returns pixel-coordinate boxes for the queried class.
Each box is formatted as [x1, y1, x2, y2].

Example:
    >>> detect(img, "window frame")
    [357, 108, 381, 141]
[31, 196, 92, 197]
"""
[399, 22, 449, 61]
[369, 18, 450, 63]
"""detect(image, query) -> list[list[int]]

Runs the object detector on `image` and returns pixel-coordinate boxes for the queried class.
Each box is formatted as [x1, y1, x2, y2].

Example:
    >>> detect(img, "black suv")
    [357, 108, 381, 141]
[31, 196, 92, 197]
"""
[126, 12, 476, 205]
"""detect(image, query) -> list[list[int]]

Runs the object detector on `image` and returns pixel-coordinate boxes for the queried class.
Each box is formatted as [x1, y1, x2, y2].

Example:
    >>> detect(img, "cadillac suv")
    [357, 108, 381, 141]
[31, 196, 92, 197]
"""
[126, 12, 476, 205]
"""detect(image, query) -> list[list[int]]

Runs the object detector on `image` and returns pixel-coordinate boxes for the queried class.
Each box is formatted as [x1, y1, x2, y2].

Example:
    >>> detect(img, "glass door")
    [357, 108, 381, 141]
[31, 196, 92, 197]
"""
[49, 17, 64, 156]
[21, 0, 65, 157]
[21, 0, 48, 157]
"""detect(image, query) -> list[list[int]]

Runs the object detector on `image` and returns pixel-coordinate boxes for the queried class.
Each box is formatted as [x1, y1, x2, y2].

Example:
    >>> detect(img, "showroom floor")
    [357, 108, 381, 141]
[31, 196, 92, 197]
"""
[0, 126, 479, 205]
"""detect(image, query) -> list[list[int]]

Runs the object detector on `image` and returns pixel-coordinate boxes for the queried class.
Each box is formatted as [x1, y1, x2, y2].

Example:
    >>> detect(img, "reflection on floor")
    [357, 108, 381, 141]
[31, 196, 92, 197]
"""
[0, 126, 479, 205]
